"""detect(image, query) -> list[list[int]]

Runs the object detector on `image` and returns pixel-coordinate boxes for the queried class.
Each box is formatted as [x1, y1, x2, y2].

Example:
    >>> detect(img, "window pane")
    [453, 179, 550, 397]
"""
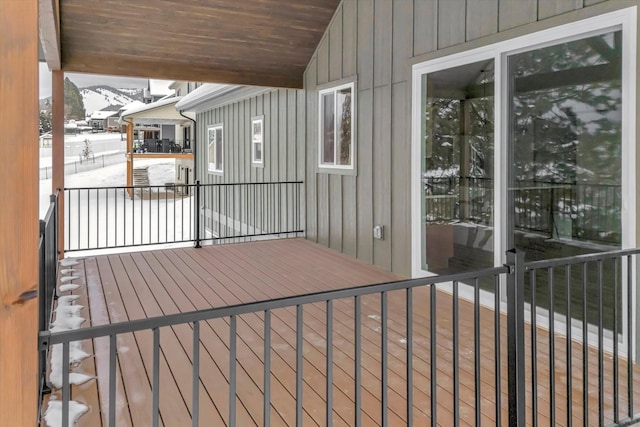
[422, 59, 495, 275]
[254, 142, 262, 162]
[509, 31, 622, 257]
[336, 87, 352, 165]
[508, 30, 622, 329]
[208, 129, 216, 171]
[253, 120, 262, 141]
[321, 93, 335, 164]
[215, 128, 223, 171]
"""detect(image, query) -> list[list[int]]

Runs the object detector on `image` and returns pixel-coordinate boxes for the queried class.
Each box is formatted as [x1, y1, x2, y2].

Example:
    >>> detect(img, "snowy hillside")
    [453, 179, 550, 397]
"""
[80, 86, 144, 114]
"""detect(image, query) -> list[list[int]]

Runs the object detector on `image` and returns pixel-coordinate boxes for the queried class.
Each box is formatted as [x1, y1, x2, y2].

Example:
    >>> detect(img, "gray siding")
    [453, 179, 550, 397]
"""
[195, 88, 304, 239]
[195, 88, 303, 185]
[304, 0, 615, 277]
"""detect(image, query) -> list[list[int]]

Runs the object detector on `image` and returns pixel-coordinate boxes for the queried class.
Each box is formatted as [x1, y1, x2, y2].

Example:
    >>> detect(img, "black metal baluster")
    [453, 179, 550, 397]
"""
[355, 295, 362, 427]
[296, 305, 303, 427]
[549, 267, 555, 426]
[229, 315, 236, 427]
[453, 280, 460, 427]
[152, 327, 160, 427]
[407, 287, 414, 427]
[474, 278, 481, 427]
[613, 257, 619, 424]
[531, 270, 538, 426]
[494, 275, 501, 426]
[326, 300, 333, 427]
[264, 310, 271, 427]
[598, 260, 604, 426]
[192, 321, 200, 427]
[566, 264, 572, 427]
[430, 285, 437, 427]
[382, 291, 388, 426]
[582, 262, 589, 426]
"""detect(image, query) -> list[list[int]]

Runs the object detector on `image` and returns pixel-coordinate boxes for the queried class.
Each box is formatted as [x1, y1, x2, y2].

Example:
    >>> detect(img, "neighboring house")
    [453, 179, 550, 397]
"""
[176, 83, 303, 238]
[144, 79, 174, 103]
[89, 108, 120, 132]
[120, 95, 196, 188]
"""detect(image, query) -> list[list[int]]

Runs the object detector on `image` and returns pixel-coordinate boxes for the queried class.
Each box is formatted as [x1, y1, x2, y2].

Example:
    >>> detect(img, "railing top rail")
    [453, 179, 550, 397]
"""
[40, 265, 508, 345]
[525, 247, 640, 270]
[63, 181, 304, 191]
[41, 193, 58, 225]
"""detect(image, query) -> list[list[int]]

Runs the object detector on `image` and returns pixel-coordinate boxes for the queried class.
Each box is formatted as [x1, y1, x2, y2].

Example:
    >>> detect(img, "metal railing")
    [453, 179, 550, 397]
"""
[39, 263, 507, 426]
[38, 193, 59, 402]
[424, 177, 621, 245]
[38, 247, 640, 426]
[521, 249, 640, 427]
[64, 181, 303, 252]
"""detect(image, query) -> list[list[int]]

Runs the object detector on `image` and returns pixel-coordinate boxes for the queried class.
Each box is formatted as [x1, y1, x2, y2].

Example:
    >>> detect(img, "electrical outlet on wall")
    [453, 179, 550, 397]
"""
[373, 225, 384, 240]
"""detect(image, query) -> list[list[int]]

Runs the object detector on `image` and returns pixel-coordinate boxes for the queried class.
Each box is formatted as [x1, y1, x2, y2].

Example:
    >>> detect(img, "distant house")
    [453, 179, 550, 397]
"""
[143, 79, 174, 104]
[89, 107, 121, 132]
[120, 91, 196, 188]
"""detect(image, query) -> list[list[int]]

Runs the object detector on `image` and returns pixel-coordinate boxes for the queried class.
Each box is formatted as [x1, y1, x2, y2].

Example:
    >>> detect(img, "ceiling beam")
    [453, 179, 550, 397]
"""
[61, 53, 304, 89]
[38, 0, 61, 70]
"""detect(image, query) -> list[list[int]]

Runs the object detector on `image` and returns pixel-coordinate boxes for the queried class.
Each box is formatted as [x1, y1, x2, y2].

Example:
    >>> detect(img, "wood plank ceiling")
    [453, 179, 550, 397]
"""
[58, 0, 341, 88]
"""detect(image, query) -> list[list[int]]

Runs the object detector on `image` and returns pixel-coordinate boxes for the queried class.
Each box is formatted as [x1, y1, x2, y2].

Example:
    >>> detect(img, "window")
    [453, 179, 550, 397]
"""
[318, 81, 354, 170]
[251, 116, 264, 166]
[207, 124, 223, 174]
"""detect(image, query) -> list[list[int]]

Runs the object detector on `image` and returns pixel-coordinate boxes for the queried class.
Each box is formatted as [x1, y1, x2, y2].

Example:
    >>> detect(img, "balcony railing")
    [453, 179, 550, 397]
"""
[64, 181, 303, 252]
[424, 177, 621, 245]
[38, 247, 640, 426]
[38, 192, 59, 407]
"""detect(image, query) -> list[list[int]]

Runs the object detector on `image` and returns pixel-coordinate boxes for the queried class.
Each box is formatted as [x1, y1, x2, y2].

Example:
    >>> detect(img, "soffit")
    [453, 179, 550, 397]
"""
[58, 0, 340, 88]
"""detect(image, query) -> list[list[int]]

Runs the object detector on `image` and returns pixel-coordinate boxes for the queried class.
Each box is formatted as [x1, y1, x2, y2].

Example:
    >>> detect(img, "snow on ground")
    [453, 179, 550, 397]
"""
[41, 133, 126, 158]
[40, 158, 176, 217]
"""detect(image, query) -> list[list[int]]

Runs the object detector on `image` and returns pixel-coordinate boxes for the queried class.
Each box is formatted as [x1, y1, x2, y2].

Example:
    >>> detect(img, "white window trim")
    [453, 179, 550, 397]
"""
[251, 115, 264, 167]
[207, 123, 224, 175]
[411, 7, 637, 355]
[318, 81, 356, 172]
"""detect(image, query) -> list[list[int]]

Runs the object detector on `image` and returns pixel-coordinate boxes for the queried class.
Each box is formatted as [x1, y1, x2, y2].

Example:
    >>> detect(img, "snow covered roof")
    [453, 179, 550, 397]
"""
[90, 110, 119, 120]
[120, 96, 192, 125]
[176, 83, 270, 113]
[119, 100, 145, 113]
[148, 79, 175, 97]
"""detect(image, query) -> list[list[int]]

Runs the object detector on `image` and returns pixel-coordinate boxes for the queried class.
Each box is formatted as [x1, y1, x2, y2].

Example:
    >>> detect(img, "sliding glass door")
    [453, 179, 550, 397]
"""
[421, 59, 495, 274]
[413, 9, 635, 303]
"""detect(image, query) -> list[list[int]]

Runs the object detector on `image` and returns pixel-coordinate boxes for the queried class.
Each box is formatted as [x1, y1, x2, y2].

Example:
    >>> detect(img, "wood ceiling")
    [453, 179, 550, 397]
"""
[56, 0, 341, 88]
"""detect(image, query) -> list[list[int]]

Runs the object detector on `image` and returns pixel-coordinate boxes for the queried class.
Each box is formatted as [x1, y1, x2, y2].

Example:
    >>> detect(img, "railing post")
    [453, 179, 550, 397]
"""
[506, 249, 526, 427]
[50, 193, 59, 260]
[194, 180, 202, 248]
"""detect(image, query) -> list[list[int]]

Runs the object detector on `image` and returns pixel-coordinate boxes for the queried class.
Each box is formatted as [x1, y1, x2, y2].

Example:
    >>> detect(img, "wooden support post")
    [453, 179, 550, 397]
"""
[126, 122, 134, 198]
[0, 0, 40, 424]
[52, 70, 64, 257]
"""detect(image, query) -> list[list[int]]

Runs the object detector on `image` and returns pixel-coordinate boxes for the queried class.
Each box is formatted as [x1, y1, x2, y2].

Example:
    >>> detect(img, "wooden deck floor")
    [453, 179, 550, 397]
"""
[44, 238, 640, 426]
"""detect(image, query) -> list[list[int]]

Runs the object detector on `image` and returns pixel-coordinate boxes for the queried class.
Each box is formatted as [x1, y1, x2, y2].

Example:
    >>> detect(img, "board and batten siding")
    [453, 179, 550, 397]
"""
[304, 0, 616, 277]
[195, 88, 305, 239]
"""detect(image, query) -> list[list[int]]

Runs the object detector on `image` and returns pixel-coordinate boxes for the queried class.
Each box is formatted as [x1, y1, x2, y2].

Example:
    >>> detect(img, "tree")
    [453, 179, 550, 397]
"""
[39, 110, 52, 133]
[64, 77, 85, 120]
